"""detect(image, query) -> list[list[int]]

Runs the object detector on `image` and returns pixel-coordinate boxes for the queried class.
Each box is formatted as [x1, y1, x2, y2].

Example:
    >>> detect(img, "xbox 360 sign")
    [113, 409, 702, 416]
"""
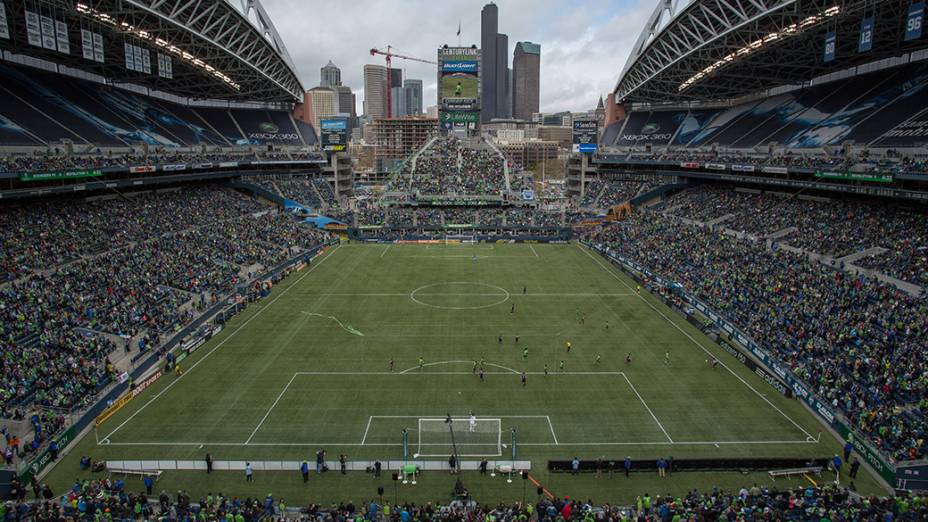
[320, 118, 349, 152]
[573, 118, 598, 154]
[248, 121, 299, 142]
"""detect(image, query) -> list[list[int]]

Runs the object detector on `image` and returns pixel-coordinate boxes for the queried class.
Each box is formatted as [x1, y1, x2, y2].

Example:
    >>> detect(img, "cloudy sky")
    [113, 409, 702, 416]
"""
[261, 0, 655, 115]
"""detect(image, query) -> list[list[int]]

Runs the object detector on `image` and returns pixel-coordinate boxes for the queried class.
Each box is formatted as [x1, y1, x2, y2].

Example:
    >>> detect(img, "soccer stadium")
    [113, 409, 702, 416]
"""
[0, 0, 927, 519]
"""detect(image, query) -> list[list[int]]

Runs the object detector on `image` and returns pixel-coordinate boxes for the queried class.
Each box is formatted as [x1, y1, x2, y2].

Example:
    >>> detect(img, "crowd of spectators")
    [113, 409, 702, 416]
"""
[613, 149, 928, 175]
[587, 212, 928, 462]
[0, 151, 323, 173]
[0, 187, 330, 415]
[389, 138, 506, 196]
[352, 207, 563, 228]
[655, 185, 928, 285]
[0, 481, 926, 521]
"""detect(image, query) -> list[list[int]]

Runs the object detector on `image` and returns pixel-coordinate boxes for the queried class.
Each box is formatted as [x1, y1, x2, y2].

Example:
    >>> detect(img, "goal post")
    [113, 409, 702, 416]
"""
[442, 234, 477, 245]
[416, 417, 502, 457]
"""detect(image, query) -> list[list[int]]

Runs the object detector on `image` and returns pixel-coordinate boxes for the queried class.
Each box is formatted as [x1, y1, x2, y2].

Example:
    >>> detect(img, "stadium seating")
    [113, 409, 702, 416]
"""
[606, 62, 928, 150]
[587, 206, 928, 462]
[2, 478, 924, 520]
[0, 62, 315, 148]
[388, 137, 506, 196]
[0, 187, 330, 417]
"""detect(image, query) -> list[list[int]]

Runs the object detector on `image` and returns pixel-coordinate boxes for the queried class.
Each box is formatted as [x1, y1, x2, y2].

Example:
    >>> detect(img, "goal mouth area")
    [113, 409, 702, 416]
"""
[416, 417, 503, 458]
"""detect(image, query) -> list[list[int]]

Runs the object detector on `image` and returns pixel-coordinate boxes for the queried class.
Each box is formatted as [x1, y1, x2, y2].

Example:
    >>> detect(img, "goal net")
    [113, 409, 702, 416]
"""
[417, 417, 502, 457]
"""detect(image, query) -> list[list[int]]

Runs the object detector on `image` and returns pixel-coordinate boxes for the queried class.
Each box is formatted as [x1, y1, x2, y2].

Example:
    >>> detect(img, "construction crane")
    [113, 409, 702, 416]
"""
[370, 46, 437, 118]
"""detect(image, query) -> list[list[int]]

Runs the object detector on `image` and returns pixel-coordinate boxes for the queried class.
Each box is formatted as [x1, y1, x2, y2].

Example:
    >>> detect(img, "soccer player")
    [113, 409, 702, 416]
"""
[544, 364, 549, 376]
[711, 358, 719, 369]
[522, 348, 528, 360]
[559, 360, 565, 372]
[565, 341, 572, 353]
[469, 413, 477, 432]
[636, 285, 641, 295]
[511, 303, 515, 314]
[605, 320, 609, 330]
[479, 368, 485, 382]
[595, 354, 601, 364]
[625, 353, 632, 365]
[418, 357, 424, 371]
[521, 372, 527, 386]
[388, 358, 394, 372]
[522, 286, 526, 294]
[664, 352, 671, 366]
[498, 334, 502, 345]
[515, 335, 520, 344]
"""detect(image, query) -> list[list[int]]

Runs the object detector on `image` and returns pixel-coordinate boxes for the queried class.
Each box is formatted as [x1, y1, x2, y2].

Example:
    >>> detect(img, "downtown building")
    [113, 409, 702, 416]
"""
[512, 42, 540, 121]
[480, 3, 511, 122]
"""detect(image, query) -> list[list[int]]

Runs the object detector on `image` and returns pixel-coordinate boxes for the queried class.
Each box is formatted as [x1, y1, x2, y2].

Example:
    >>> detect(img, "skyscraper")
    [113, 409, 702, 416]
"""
[304, 86, 339, 137]
[512, 42, 540, 120]
[481, 3, 498, 122]
[363, 64, 388, 119]
[480, 3, 511, 122]
[496, 33, 510, 119]
[404, 79, 423, 116]
[320, 60, 341, 87]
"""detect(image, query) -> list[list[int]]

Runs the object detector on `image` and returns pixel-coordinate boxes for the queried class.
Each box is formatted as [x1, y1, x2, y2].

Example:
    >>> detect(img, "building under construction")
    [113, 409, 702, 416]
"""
[373, 117, 438, 172]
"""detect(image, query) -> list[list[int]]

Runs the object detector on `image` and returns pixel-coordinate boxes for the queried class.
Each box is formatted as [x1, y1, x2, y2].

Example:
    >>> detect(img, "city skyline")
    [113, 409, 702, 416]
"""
[261, 0, 649, 116]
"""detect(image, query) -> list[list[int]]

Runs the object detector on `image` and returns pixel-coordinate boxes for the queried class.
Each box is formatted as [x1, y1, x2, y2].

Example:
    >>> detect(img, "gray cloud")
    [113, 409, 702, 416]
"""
[261, 0, 653, 114]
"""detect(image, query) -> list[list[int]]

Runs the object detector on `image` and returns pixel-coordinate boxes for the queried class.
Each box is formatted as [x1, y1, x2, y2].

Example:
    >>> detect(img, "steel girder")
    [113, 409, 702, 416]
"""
[0, 0, 303, 102]
[615, 0, 927, 104]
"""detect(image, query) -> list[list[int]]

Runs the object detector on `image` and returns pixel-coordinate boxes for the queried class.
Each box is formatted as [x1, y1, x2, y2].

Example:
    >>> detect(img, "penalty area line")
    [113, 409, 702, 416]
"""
[98, 244, 342, 444]
[577, 243, 817, 442]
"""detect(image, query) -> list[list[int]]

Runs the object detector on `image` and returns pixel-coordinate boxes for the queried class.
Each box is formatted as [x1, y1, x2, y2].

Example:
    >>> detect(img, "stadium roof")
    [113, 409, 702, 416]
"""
[615, 0, 927, 104]
[1, 0, 303, 102]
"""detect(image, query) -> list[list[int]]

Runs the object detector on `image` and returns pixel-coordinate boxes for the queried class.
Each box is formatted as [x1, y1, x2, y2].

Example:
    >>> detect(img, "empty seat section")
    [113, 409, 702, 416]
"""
[711, 94, 794, 148]
[0, 64, 124, 146]
[0, 85, 75, 144]
[688, 101, 758, 147]
[193, 108, 246, 145]
[731, 87, 834, 149]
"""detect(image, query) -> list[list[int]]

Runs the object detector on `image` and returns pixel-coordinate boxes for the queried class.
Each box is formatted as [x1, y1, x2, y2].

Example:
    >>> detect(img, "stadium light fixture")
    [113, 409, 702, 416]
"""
[75, 3, 241, 91]
[678, 5, 841, 92]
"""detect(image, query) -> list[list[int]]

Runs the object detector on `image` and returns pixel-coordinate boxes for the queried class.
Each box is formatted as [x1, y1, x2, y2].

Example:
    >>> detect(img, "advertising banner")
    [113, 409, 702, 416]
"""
[815, 171, 893, 183]
[20, 425, 76, 482]
[573, 119, 598, 154]
[704, 163, 727, 170]
[762, 166, 789, 175]
[320, 117, 349, 152]
[731, 164, 755, 172]
[833, 421, 896, 484]
[19, 169, 102, 181]
[679, 162, 700, 169]
[94, 393, 133, 426]
[129, 165, 156, 174]
[440, 111, 479, 124]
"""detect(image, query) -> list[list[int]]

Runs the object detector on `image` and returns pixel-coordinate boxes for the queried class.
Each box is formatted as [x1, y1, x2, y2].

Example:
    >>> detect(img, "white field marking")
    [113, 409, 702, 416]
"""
[577, 243, 818, 442]
[100, 439, 819, 448]
[380, 244, 391, 258]
[530, 245, 539, 258]
[245, 373, 299, 444]
[301, 312, 364, 336]
[295, 292, 634, 297]
[361, 416, 373, 444]
[390, 255, 536, 259]
[409, 282, 510, 310]
[546, 416, 559, 445]
[99, 245, 342, 443]
[399, 360, 521, 374]
[621, 373, 673, 443]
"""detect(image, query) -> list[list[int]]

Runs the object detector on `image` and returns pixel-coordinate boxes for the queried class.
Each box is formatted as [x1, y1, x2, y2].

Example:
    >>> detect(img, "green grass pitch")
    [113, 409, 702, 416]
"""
[48, 243, 885, 504]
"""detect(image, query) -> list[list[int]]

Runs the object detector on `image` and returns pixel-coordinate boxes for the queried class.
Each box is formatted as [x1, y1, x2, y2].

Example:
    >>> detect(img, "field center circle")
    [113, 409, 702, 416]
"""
[409, 282, 511, 310]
